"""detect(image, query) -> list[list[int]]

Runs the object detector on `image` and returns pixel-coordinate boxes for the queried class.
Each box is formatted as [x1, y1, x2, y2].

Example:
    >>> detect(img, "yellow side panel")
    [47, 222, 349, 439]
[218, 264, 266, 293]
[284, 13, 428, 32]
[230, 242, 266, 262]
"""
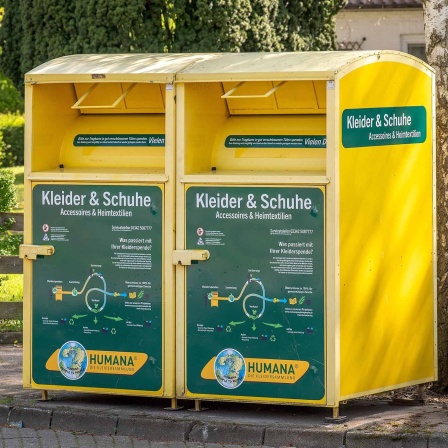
[32, 84, 79, 172]
[339, 62, 435, 397]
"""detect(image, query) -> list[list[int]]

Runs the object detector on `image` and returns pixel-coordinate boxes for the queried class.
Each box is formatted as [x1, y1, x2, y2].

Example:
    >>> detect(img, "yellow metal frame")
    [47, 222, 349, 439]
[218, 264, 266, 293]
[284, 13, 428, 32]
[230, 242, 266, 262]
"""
[22, 66, 181, 398]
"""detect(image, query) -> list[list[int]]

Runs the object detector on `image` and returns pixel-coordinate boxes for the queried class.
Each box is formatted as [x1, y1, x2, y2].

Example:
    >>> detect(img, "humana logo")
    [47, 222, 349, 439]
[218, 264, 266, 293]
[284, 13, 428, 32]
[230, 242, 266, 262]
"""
[247, 362, 295, 375]
[89, 354, 135, 367]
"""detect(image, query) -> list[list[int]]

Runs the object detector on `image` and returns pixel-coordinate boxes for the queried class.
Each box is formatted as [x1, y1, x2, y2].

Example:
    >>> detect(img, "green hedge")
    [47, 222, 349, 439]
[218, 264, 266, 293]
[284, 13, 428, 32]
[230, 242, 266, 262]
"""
[0, 113, 24, 167]
[0, 73, 24, 114]
[0, 168, 17, 211]
[0, 0, 347, 93]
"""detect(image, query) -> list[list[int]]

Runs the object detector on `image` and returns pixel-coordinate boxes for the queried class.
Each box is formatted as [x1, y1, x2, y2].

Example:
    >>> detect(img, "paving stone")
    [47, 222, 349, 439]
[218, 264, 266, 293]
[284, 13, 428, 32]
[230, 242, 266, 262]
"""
[189, 422, 264, 446]
[76, 433, 96, 447]
[345, 430, 428, 447]
[264, 426, 345, 448]
[94, 435, 116, 448]
[111, 435, 135, 447]
[54, 429, 78, 447]
[117, 417, 192, 441]
[150, 443, 189, 448]
[51, 409, 117, 435]
[131, 438, 151, 448]
[428, 433, 448, 448]
[36, 429, 59, 448]
[0, 427, 22, 448]
[0, 405, 11, 426]
[21, 429, 41, 448]
[9, 406, 52, 429]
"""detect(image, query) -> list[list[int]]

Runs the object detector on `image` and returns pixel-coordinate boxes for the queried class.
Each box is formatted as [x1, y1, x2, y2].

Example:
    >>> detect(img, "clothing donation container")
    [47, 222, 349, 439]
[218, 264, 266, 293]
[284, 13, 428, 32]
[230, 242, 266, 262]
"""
[20, 54, 208, 406]
[172, 51, 436, 418]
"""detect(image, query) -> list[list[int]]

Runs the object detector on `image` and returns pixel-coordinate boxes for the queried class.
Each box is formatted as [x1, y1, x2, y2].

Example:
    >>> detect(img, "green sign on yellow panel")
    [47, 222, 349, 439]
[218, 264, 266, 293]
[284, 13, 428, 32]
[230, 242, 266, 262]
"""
[31, 184, 163, 393]
[342, 106, 426, 148]
[185, 186, 325, 402]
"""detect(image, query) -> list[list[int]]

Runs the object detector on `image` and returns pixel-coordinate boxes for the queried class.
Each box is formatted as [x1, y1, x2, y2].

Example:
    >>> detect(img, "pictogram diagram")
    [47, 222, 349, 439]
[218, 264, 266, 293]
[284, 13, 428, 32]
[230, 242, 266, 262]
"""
[207, 276, 290, 320]
[51, 271, 147, 326]
[53, 272, 127, 314]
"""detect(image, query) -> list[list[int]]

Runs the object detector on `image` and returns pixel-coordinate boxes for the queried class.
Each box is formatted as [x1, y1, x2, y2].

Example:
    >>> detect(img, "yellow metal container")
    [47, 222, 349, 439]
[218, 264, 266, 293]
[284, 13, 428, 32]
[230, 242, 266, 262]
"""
[173, 51, 436, 414]
[22, 52, 436, 415]
[21, 54, 211, 400]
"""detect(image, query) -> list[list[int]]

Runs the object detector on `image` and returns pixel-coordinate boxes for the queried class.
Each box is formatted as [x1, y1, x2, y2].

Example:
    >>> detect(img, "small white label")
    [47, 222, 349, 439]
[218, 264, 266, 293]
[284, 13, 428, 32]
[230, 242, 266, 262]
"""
[327, 81, 335, 90]
[166, 83, 173, 91]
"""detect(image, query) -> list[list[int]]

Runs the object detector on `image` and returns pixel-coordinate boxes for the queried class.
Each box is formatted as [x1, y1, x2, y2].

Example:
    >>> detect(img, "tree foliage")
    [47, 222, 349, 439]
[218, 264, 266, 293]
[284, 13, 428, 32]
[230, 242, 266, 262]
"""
[0, 0, 346, 92]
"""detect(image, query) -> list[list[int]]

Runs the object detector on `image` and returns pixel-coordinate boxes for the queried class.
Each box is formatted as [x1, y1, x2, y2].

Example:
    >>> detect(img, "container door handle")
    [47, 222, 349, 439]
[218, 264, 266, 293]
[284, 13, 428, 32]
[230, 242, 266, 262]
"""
[19, 245, 55, 260]
[172, 250, 210, 266]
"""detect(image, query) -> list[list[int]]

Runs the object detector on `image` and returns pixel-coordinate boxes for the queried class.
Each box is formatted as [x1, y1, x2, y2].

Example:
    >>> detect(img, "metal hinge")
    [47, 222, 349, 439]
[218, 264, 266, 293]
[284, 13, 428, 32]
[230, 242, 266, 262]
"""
[19, 245, 55, 260]
[172, 250, 210, 266]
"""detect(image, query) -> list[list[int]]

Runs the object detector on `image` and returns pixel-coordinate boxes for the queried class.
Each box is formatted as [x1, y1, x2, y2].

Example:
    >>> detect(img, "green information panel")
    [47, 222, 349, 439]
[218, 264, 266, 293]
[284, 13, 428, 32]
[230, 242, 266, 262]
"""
[186, 186, 325, 401]
[31, 184, 163, 393]
[342, 106, 426, 148]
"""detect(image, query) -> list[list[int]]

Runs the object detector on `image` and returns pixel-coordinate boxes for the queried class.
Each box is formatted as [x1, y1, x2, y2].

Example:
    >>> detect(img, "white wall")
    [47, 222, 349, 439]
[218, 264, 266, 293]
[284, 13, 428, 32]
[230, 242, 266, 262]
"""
[336, 9, 424, 52]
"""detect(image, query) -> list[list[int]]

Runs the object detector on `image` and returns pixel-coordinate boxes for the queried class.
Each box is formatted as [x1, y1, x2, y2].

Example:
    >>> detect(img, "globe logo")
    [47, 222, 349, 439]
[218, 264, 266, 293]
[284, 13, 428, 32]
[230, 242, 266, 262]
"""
[214, 348, 246, 389]
[58, 341, 88, 380]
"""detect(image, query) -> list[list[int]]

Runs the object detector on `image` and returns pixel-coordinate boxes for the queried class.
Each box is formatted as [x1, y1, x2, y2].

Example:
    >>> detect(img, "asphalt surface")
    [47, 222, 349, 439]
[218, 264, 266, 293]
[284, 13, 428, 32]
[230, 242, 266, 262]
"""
[2, 344, 448, 447]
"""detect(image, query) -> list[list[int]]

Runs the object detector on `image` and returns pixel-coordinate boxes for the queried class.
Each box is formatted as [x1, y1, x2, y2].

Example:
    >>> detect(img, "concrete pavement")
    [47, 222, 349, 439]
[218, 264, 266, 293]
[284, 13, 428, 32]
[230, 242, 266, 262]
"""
[2, 343, 448, 447]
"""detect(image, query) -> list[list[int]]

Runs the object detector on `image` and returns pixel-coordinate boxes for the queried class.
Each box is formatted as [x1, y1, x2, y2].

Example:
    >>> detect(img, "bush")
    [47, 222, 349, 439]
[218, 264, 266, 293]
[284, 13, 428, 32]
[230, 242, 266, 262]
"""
[0, 73, 24, 114]
[0, 168, 20, 256]
[0, 113, 24, 167]
[0, 168, 17, 211]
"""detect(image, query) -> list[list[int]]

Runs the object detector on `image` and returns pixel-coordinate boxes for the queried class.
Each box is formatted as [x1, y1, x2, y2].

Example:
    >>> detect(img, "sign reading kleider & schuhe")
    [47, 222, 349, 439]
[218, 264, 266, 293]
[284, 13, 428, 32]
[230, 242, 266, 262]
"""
[342, 106, 426, 148]
[185, 186, 325, 402]
[31, 184, 163, 393]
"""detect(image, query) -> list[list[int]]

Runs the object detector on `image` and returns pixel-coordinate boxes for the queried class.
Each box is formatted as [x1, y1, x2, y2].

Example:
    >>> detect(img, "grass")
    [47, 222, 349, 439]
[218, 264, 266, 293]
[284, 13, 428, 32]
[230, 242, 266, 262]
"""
[0, 274, 23, 301]
[0, 166, 24, 306]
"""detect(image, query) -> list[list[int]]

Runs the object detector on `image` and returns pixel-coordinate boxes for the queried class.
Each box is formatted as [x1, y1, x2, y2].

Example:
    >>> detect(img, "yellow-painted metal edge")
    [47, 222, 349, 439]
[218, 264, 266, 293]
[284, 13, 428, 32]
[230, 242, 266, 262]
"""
[178, 73, 334, 83]
[179, 175, 330, 185]
[175, 83, 187, 398]
[25, 75, 173, 84]
[29, 382, 164, 397]
[163, 82, 176, 397]
[182, 391, 326, 406]
[334, 51, 434, 81]
[325, 79, 338, 408]
[27, 172, 169, 183]
[22, 83, 33, 389]
[340, 377, 436, 402]
[431, 72, 438, 380]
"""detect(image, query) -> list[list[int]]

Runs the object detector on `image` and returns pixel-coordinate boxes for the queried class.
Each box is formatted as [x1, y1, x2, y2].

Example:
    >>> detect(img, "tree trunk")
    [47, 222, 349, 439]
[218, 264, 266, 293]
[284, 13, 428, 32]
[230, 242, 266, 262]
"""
[423, 0, 448, 391]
